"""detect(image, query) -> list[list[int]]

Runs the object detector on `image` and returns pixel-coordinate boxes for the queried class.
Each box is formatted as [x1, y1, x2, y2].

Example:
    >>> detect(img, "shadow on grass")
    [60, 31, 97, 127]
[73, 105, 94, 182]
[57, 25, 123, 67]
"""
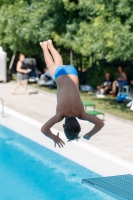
[81, 93, 133, 120]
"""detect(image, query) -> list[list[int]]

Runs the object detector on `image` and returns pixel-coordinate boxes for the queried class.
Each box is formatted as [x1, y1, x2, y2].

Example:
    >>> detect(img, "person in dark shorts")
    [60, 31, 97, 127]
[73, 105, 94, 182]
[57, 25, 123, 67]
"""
[39, 40, 104, 148]
[97, 73, 113, 95]
[12, 54, 31, 95]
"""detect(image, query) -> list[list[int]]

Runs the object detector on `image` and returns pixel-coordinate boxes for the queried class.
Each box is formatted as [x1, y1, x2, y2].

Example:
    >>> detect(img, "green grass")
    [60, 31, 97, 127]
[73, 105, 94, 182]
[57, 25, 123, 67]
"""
[31, 83, 133, 122]
[81, 93, 133, 121]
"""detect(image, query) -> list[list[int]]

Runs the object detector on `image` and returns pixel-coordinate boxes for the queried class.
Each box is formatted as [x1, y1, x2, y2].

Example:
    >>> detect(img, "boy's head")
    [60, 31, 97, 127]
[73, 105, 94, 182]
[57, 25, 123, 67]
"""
[63, 117, 81, 141]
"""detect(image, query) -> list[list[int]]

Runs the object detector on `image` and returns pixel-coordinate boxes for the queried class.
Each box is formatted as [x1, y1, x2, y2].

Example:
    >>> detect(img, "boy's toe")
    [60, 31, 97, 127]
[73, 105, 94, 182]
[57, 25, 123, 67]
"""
[40, 41, 48, 48]
[43, 41, 47, 45]
[48, 39, 52, 44]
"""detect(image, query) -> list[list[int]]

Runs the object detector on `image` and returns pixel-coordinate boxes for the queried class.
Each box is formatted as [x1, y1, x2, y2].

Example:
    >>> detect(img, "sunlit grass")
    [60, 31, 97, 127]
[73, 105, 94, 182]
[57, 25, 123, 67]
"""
[81, 93, 133, 121]
[31, 83, 133, 121]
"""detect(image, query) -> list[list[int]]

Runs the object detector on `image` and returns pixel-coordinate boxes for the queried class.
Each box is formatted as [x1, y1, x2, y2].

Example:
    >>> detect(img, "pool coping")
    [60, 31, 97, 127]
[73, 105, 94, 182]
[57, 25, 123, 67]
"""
[1, 106, 133, 176]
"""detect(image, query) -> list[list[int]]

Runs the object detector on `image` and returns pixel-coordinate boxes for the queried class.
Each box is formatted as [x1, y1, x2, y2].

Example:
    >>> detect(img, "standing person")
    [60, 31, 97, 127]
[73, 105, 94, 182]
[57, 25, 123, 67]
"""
[12, 54, 31, 95]
[40, 40, 104, 148]
[110, 66, 128, 96]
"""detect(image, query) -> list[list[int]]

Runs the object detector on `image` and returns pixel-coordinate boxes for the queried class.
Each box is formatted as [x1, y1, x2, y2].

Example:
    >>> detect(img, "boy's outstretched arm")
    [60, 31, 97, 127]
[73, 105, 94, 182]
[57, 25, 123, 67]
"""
[80, 112, 104, 140]
[41, 114, 65, 148]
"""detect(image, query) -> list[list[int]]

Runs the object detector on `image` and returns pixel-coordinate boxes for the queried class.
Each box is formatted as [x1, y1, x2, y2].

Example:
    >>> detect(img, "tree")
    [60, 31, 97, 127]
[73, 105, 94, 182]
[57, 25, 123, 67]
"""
[0, 0, 63, 56]
[1, 0, 133, 65]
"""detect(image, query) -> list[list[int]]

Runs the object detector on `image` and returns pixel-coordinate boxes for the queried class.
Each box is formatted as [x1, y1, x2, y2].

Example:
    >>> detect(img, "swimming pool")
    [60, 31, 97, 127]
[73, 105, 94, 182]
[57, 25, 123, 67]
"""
[0, 125, 115, 200]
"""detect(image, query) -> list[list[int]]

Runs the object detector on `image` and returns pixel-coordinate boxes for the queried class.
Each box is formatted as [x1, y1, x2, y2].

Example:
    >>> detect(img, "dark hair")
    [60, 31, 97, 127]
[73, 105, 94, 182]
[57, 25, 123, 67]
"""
[64, 117, 81, 141]
[118, 66, 124, 73]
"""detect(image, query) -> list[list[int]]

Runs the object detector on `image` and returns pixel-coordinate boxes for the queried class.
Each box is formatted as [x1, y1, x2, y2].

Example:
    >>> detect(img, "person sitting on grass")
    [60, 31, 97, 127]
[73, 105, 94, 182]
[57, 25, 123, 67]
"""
[37, 67, 55, 86]
[40, 40, 104, 148]
[97, 72, 113, 95]
[109, 66, 128, 96]
[28, 60, 39, 80]
[40, 67, 52, 82]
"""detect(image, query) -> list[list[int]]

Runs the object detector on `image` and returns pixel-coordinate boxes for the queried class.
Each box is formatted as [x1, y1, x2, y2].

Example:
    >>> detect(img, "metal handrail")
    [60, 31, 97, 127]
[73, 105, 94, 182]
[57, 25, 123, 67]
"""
[0, 98, 4, 117]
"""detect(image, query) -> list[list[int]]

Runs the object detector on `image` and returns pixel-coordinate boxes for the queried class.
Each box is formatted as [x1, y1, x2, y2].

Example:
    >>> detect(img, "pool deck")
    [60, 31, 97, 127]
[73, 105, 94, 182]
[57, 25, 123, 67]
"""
[0, 81, 133, 175]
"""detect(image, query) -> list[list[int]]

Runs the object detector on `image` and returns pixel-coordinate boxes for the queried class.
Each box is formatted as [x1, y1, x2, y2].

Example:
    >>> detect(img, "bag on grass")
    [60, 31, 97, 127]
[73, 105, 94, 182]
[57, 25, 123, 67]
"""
[116, 94, 127, 103]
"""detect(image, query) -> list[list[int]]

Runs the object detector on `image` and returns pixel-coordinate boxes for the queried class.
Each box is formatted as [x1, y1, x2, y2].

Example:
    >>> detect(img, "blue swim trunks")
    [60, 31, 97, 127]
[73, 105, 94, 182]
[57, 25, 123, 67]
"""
[53, 65, 78, 81]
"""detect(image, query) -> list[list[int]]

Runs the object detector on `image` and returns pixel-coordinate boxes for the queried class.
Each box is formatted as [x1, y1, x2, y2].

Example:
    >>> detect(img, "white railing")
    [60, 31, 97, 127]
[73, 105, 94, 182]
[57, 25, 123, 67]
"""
[0, 98, 4, 117]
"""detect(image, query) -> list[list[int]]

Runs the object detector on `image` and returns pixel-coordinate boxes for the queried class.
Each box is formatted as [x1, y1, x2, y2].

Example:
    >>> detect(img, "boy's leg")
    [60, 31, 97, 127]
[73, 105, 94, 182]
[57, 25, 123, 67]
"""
[40, 41, 57, 77]
[47, 40, 63, 66]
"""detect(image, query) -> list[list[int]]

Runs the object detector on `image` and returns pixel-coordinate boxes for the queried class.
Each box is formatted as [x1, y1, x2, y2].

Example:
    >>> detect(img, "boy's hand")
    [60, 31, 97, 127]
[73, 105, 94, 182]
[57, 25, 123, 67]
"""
[54, 133, 65, 148]
[83, 134, 90, 140]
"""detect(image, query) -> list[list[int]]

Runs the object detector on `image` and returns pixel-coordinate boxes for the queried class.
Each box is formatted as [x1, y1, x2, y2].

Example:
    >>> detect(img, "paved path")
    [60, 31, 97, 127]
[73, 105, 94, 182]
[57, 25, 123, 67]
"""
[0, 82, 133, 164]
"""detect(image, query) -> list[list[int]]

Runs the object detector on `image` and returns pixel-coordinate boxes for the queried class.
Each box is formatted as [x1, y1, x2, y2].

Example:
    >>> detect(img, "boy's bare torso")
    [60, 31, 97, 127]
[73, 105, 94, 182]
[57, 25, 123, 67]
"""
[56, 74, 84, 118]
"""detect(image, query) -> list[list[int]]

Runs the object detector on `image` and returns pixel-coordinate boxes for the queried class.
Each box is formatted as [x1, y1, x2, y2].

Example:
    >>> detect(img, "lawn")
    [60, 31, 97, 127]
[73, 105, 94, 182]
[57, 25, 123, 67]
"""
[31, 83, 133, 122]
[81, 93, 133, 121]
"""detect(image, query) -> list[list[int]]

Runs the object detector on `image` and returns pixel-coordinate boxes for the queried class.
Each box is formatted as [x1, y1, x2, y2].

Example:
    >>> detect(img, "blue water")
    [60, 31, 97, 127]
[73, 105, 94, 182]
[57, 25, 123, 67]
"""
[0, 125, 114, 200]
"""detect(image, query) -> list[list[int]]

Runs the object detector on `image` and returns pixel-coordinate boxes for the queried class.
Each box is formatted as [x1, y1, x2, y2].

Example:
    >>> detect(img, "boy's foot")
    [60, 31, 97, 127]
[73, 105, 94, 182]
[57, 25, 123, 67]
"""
[47, 39, 52, 45]
[47, 39, 52, 49]
[39, 41, 48, 50]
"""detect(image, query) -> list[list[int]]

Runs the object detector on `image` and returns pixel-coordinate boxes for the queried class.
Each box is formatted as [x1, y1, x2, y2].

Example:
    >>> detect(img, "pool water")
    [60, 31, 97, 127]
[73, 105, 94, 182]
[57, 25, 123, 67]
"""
[0, 125, 114, 200]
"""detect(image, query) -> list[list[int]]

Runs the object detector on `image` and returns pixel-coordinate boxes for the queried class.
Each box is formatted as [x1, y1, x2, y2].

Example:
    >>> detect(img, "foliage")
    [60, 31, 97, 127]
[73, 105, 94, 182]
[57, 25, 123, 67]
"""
[0, 0, 61, 56]
[1, 0, 133, 64]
